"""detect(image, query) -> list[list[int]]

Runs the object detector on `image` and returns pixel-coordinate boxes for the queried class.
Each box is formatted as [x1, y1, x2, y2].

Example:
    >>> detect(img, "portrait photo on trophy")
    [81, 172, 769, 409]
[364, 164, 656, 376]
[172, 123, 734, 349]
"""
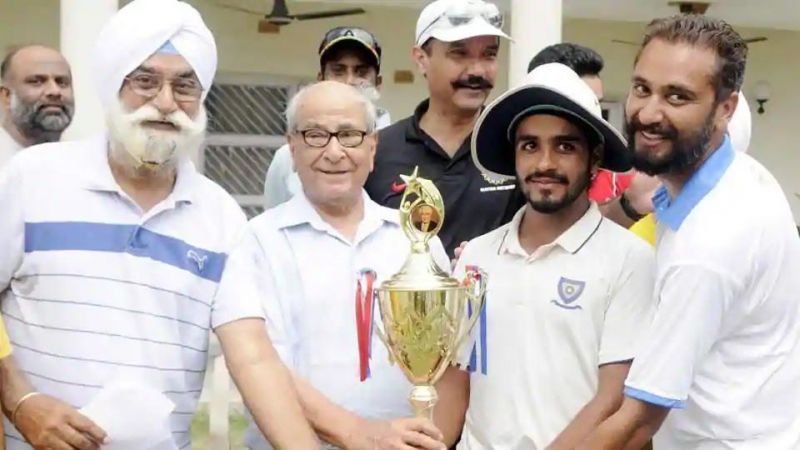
[412, 203, 442, 234]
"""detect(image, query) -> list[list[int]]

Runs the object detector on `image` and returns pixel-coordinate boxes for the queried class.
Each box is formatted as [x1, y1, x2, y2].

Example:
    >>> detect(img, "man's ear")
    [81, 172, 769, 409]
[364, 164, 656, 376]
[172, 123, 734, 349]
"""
[287, 134, 295, 155]
[366, 131, 378, 172]
[716, 90, 739, 128]
[411, 46, 429, 78]
[316, 71, 324, 82]
[0, 86, 11, 112]
[375, 74, 383, 90]
[591, 143, 604, 176]
[287, 133, 300, 171]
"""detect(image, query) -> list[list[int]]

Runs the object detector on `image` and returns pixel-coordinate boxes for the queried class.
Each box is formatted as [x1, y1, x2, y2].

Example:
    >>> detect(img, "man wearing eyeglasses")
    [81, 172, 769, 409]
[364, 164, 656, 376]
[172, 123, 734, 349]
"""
[263, 26, 390, 210]
[0, 1, 320, 449]
[365, 0, 516, 258]
[217, 80, 450, 450]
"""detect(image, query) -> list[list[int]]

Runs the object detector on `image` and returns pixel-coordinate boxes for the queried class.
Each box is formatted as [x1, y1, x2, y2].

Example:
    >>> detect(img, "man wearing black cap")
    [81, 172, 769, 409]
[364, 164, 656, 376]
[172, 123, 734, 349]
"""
[263, 26, 390, 209]
[432, 63, 656, 450]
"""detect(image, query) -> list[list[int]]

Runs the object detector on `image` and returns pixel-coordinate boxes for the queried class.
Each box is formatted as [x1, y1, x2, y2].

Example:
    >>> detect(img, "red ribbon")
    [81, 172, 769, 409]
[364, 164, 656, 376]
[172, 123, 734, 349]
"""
[355, 271, 375, 382]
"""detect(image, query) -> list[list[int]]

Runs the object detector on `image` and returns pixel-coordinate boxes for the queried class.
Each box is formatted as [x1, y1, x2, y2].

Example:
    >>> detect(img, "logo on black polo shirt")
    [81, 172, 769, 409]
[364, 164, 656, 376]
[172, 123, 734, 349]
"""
[479, 173, 516, 192]
[551, 277, 585, 310]
[390, 180, 407, 193]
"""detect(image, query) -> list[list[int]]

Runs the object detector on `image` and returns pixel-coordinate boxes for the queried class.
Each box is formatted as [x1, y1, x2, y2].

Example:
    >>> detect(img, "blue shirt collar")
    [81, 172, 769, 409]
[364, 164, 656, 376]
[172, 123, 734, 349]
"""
[653, 135, 735, 231]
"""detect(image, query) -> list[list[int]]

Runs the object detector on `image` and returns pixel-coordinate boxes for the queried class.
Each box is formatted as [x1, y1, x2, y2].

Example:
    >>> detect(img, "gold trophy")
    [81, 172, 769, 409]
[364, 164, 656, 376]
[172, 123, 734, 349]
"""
[356, 168, 487, 421]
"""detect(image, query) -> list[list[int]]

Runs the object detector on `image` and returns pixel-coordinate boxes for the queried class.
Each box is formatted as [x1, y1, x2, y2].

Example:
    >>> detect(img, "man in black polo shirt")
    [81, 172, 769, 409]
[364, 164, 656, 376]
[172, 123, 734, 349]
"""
[364, 0, 516, 256]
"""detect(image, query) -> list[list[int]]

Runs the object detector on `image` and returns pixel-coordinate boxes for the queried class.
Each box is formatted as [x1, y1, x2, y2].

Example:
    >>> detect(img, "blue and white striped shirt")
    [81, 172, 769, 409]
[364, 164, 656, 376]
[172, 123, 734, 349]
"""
[0, 135, 260, 450]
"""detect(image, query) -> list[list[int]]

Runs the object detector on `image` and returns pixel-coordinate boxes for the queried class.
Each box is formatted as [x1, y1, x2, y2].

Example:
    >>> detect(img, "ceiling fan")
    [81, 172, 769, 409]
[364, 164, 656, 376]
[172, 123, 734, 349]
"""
[217, 0, 366, 34]
[612, 1, 768, 46]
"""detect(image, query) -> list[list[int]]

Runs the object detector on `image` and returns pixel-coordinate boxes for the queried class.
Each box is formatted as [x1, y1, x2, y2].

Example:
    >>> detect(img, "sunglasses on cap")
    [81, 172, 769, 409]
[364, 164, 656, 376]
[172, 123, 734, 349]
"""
[419, 1, 504, 40]
[319, 27, 382, 62]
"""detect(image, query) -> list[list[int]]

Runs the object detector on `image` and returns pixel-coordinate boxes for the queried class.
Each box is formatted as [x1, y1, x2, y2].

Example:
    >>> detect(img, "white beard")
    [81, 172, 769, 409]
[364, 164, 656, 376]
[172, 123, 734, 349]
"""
[106, 98, 207, 169]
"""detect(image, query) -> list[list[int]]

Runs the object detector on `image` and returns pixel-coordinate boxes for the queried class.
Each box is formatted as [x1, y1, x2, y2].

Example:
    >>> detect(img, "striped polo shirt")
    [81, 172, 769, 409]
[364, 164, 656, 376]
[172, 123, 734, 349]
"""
[0, 135, 260, 450]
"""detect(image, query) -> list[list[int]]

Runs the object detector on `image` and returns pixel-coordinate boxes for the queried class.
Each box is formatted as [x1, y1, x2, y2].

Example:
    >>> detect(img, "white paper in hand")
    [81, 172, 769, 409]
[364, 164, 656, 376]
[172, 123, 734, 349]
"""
[79, 381, 175, 450]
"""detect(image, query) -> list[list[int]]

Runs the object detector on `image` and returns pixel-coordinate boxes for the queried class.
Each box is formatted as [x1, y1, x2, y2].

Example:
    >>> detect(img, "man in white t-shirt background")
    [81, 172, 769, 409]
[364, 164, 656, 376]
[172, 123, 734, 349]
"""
[0, 45, 74, 167]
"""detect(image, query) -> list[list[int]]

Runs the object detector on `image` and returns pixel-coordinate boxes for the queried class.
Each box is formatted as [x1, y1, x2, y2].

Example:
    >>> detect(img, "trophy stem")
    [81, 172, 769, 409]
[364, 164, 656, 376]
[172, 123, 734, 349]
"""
[409, 384, 438, 421]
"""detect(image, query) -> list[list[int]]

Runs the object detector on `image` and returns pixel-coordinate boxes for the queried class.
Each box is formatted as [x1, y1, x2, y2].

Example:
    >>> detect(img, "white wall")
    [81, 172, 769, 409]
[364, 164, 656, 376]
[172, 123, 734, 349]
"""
[189, 1, 447, 122]
[1, 1, 797, 221]
[0, 1, 59, 49]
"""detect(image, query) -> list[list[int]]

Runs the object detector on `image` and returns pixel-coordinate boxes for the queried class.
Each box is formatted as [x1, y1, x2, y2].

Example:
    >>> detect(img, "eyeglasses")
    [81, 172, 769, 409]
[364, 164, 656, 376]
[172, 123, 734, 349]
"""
[124, 72, 203, 102]
[297, 128, 368, 148]
[418, 1, 504, 41]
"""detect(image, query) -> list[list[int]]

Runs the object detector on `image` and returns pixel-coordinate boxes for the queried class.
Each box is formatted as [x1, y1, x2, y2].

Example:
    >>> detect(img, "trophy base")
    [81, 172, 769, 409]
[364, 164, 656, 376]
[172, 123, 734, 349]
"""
[409, 384, 438, 421]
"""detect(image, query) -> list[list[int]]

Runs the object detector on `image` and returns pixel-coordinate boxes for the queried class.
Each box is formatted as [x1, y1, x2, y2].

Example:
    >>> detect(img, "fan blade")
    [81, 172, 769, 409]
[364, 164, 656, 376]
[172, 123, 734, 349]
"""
[216, 3, 265, 17]
[292, 8, 366, 21]
[611, 39, 639, 46]
[745, 37, 768, 43]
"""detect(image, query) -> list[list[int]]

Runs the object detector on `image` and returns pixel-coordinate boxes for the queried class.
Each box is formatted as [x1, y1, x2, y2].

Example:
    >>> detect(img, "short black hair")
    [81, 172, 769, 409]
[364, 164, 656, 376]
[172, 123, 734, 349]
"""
[528, 43, 604, 77]
[0, 46, 26, 82]
[1, 44, 57, 83]
[638, 14, 747, 101]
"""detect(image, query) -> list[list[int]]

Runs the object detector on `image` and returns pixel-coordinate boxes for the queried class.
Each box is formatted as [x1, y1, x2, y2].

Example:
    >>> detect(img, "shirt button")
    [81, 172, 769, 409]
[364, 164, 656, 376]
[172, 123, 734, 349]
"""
[128, 228, 147, 249]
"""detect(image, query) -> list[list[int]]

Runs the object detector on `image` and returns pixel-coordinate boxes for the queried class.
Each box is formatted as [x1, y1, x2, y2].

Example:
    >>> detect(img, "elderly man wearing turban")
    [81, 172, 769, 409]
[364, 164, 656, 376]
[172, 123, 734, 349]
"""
[0, 1, 319, 449]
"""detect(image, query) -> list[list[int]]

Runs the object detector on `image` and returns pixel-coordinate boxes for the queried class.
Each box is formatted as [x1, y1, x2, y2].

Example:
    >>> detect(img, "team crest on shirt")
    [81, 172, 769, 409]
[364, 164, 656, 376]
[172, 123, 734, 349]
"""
[551, 277, 585, 310]
[186, 249, 208, 272]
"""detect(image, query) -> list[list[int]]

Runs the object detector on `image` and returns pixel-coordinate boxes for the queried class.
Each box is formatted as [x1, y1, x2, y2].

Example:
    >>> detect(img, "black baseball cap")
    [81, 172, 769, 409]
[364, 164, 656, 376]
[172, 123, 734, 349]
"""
[318, 27, 382, 71]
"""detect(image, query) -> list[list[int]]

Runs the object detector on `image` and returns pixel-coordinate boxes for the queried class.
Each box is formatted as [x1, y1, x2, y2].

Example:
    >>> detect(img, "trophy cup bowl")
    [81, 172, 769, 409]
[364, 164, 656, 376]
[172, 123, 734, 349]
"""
[369, 168, 487, 420]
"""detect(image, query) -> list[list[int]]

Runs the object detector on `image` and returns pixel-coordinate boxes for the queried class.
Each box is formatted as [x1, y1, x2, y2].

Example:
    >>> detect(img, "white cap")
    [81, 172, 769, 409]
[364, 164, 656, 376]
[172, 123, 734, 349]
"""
[415, 0, 510, 47]
[472, 63, 631, 182]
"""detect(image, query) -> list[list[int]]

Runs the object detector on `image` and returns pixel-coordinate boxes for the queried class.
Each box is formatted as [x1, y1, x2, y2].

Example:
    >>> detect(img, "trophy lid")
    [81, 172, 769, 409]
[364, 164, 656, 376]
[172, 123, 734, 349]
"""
[380, 167, 461, 292]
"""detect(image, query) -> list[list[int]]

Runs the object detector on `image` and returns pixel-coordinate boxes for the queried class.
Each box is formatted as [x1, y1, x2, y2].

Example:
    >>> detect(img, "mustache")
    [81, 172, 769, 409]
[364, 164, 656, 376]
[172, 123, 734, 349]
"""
[626, 114, 678, 140]
[451, 75, 493, 91]
[36, 103, 68, 113]
[524, 170, 568, 184]
[126, 105, 196, 133]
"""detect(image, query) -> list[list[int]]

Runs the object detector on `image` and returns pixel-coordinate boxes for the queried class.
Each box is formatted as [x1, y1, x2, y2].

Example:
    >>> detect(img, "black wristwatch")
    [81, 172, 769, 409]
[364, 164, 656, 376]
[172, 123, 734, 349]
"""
[619, 192, 645, 222]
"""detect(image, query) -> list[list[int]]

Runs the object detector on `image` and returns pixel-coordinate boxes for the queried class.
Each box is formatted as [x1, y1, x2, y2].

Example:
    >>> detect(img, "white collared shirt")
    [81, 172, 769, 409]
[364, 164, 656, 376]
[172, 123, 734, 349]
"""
[0, 135, 257, 450]
[454, 203, 656, 450]
[625, 145, 800, 449]
[0, 126, 23, 168]
[214, 190, 449, 449]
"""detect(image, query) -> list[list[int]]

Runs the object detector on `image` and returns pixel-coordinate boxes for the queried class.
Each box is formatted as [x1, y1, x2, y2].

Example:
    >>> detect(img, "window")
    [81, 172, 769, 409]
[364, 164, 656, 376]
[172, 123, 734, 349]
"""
[202, 78, 300, 218]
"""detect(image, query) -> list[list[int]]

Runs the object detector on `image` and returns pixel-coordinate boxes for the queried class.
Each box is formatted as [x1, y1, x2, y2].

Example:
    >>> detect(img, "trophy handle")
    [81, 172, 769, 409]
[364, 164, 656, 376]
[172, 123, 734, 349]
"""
[454, 266, 488, 351]
[371, 305, 395, 366]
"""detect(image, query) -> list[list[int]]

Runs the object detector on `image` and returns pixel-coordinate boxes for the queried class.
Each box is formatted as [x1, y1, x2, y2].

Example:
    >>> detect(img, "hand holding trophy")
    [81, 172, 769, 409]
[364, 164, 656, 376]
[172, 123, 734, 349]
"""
[356, 167, 487, 423]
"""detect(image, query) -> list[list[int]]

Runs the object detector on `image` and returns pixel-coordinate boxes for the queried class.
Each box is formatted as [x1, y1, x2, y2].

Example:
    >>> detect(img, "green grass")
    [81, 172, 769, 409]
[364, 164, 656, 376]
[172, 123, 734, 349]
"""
[190, 404, 249, 450]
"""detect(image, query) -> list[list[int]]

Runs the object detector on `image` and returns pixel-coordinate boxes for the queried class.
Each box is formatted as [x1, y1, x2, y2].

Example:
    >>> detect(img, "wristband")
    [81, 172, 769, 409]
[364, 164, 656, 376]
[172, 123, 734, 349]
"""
[11, 392, 41, 425]
[619, 192, 645, 222]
